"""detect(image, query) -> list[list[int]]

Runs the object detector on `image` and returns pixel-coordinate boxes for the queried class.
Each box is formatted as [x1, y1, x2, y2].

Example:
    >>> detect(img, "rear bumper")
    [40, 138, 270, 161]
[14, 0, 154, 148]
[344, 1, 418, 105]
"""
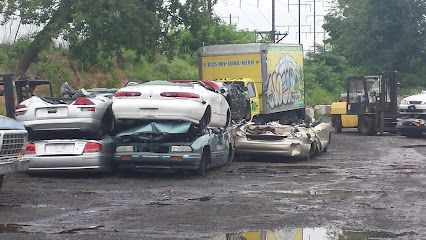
[115, 152, 202, 171]
[22, 118, 101, 133]
[0, 158, 30, 175]
[24, 153, 113, 171]
[235, 138, 311, 158]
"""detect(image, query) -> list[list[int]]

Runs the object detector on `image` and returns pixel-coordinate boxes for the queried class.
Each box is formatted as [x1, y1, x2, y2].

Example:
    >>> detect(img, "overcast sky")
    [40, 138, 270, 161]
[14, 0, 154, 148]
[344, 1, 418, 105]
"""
[214, 0, 332, 51]
[1, 0, 332, 51]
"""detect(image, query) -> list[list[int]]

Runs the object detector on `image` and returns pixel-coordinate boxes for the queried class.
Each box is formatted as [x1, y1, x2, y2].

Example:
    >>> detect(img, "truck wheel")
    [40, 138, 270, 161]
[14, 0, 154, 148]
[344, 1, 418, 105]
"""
[0, 174, 4, 191]
[195, 150, 209, 176]
[358, 115, 376, 136]
[332, 115, 342, 133]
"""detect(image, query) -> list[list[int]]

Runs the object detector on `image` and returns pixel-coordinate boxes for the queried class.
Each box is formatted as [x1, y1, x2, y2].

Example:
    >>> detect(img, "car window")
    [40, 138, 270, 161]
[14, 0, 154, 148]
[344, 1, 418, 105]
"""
[246, 83, 256, 98]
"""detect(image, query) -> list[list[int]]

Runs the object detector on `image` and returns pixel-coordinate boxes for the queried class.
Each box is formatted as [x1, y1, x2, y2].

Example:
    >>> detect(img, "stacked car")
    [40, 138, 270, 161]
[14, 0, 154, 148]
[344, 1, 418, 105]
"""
[112, 80, 233, 174]
[397, 90, 426, 137]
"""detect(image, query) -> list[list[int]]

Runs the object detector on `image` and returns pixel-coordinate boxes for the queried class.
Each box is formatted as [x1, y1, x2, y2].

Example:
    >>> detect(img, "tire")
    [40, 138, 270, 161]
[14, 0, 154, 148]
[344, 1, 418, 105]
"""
[332, 115, 342, 133]
[226, 144, 234, 165]
[195, 149, 209, 176]
[101, 108, 115, 137]
[225, 110, 231, 128]
[358, 115, 376, 136]
[198, 108, 211, 133]
[0, 174, 4, 191]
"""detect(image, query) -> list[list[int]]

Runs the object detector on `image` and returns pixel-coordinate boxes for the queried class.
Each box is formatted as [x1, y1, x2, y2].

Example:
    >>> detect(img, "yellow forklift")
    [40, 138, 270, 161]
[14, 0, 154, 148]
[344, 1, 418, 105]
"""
[331, 72, 398, 135]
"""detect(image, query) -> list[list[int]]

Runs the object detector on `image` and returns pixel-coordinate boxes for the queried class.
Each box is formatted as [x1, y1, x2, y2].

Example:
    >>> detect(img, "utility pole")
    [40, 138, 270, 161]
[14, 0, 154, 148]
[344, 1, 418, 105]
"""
[313, 0, 316, 53]
[271, 0, 276, 43]
[298, 0, 301, 44]
[229, 13, 232, 25]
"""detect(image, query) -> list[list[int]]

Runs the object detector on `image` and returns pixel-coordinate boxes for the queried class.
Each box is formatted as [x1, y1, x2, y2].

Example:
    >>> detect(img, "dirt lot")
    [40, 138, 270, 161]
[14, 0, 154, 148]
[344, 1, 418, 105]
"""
[0, 131, 425, 240]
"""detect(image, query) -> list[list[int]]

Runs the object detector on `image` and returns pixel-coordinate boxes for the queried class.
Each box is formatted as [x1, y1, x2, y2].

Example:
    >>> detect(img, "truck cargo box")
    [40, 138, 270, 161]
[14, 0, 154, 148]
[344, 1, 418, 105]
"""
[199, 43, 304, 116]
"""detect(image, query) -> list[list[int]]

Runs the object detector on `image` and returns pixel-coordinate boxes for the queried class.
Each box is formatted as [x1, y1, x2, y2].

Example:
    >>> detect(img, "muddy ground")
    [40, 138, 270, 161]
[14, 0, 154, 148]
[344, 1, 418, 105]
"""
[0, 131, 425, 240]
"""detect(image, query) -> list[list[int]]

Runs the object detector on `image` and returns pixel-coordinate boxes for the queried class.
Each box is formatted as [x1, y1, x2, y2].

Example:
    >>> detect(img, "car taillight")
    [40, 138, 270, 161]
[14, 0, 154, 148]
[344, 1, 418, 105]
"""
[15, 104, 27, 110]
[24, 143, 36, 155]
[114, 91, 141, 97]
[160, 92, 200, 98]
[83, 142, 102, 153]
[73, 97, 95, 105]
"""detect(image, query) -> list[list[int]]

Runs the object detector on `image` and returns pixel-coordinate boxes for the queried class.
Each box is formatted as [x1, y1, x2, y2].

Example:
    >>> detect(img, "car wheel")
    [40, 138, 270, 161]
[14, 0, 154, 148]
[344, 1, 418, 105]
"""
[0, 174, 4, 191]
[227, 144, 234, 165]
[101, 108, 115, 137]
[225, 110, 231, 127]
[195, 149, 209, 176]
[358, 115, 376, 136]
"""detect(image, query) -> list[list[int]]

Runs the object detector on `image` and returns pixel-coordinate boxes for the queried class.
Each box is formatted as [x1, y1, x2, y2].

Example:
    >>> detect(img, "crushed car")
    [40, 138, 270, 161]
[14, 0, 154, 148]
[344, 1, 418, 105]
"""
[115, 120, 233, 175]
[22, 137, 116, 172]
[15, 82, 115, 139]
[233, 121, 331, 160]
[0, 116, 29, 190]
[397, 90, 426, 137]
[112, 80, 231, 130]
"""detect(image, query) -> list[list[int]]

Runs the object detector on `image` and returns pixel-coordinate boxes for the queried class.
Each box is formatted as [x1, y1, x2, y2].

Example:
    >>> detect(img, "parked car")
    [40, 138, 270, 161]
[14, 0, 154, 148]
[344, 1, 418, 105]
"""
[112, 81, 231, 130]
[233, 122, 331, 160]
[15, 85, 115, 139]
[397, 91, 426, 137]
[115, 120, 233, 175]
[22, 137, 116, 172]
[0, 116, 29, 190]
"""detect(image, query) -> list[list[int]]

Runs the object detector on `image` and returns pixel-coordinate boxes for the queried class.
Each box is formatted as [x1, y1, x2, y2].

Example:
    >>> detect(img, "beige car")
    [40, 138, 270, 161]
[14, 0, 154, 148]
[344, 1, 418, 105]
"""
[234, 122, 331, 159]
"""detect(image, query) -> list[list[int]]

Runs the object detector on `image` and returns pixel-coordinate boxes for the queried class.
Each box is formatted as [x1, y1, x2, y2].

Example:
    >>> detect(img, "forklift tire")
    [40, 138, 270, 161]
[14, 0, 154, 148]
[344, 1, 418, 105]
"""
[332, 115, 342, 133]
[358, 115, 376, 136]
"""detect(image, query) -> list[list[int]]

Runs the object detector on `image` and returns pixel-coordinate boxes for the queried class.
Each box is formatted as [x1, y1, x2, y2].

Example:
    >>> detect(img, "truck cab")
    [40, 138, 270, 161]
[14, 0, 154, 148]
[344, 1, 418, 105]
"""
[216, 78, 261, 120]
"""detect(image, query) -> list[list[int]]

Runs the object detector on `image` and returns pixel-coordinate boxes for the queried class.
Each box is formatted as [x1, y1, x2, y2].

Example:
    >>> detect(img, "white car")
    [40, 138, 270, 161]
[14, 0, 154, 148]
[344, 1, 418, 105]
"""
[399, 91, 426, 114]
[112, 81, 231, 129]
[15, 89, 114, 139]
[397, 90, 426, 137]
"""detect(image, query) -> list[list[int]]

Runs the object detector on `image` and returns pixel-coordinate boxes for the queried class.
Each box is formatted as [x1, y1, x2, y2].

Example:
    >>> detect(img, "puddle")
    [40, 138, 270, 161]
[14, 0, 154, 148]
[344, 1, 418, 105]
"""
[0, 224, 30, 233]
[401, 144, 426, 148]
[213, 227, 414, 240]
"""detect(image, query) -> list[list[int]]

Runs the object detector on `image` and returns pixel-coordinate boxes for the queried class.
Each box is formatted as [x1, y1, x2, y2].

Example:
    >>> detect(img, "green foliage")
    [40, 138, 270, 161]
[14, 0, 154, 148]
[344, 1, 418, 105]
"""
[124, 52, 198, 81]
[304, 49, 362, 105]
[324, 0, 425, 91]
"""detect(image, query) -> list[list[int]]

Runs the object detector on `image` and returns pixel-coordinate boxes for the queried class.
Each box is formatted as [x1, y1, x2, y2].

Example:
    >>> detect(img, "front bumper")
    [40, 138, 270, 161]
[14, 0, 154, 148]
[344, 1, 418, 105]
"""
[0, 158, 30, 175]
[24, 153, 113, 171]
[115, 152, 202, 171]
[21, 118, 101, 133]
[235, 137, 311, 158]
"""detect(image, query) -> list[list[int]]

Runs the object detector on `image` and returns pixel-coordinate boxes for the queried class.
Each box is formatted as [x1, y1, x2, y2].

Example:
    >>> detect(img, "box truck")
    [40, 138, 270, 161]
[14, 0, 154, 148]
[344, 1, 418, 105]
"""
[199, 43, 305, 123]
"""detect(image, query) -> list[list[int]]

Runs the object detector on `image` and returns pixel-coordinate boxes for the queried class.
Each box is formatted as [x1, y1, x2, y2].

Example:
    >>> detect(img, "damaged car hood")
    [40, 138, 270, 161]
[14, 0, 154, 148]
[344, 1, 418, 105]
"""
[117, 121, 193, 141]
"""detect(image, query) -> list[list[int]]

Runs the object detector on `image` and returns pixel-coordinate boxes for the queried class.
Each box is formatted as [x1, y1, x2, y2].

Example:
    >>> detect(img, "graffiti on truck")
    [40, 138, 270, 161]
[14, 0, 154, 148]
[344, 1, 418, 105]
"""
[266, 53, 304, 110]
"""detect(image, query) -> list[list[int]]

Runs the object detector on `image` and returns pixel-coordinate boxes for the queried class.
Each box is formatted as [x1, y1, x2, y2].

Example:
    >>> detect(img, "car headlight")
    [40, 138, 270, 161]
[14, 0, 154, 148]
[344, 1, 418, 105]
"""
[400, 99, 409, 105]
[171, 146, 192, 152]
[116, 145, 134, 152]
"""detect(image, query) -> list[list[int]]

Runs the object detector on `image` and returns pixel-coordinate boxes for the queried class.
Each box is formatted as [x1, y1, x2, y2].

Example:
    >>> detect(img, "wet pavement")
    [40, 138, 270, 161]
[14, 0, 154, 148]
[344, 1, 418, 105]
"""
[0, 131, 425, 239]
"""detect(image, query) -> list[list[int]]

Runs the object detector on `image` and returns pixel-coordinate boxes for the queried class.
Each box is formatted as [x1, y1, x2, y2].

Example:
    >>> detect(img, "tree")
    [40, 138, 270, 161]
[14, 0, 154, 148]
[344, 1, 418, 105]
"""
[324, 0, 426, 79]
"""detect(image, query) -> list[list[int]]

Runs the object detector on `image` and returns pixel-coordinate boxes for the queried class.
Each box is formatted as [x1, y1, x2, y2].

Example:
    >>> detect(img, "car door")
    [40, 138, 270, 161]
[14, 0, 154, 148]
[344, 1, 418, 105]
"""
[209, 129, 227, 167]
